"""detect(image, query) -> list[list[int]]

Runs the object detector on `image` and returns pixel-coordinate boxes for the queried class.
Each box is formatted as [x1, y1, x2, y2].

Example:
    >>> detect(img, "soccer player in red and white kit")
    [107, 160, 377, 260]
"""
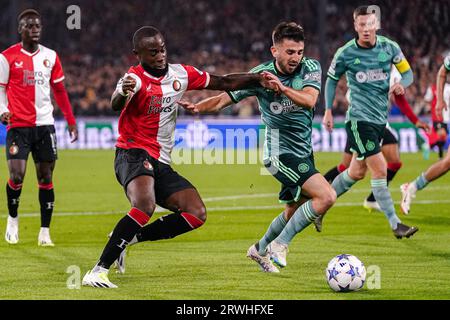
[82, 26, 269, 288]
[0, 9, 78, 246]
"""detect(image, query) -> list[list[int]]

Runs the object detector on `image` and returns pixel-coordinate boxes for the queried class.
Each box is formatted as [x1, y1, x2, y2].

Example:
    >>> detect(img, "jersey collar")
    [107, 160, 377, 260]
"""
[354, 35, 378, 50]
[20, 43, 40, 57]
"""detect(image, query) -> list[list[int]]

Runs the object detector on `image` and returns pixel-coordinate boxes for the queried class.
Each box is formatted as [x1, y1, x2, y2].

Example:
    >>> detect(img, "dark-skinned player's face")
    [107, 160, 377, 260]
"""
[18, 15, 42, 43]
[271, 39, 304, 75]
[135, 34, 167, 69]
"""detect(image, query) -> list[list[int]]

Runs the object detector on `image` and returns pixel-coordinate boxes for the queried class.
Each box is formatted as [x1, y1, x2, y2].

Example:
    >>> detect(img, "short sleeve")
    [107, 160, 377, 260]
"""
[0, 54, 10, 86]
[183, 65, 210, 90]
[51, 54, 65, 84]
[444, 54, 450, 71]
[228, 87, 258, 103]
[327, 49, 346, 81]
[302, 59, 322, 92]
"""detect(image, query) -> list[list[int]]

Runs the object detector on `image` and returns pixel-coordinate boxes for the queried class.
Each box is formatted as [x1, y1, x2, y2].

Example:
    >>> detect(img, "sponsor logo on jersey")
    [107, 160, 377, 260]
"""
[303, 71, 321, 83]
[143, 160, 153, 171]
[23, 70, 45, 86]
[43, 59, 52, 68]
[9, 144, 19, 156]
[355, 69, 388, 83]
[173, 80, 181, 91]
[147, 105, 175, 114]
[14, 61, 23, 68]
[269, 99, 303, 114]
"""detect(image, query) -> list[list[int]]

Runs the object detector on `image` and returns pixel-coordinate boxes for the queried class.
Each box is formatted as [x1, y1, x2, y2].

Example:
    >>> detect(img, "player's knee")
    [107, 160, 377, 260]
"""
[9, 173, 24, 185]
[320, 188, 336, 210]
[189, 205, 207, 224]
[131, 197, 155, 216]
[37, 175, 53, 185]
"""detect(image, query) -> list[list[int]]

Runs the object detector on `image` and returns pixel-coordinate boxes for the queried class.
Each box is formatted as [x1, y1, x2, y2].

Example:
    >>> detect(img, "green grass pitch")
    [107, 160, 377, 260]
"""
[0, 149, 449, 300]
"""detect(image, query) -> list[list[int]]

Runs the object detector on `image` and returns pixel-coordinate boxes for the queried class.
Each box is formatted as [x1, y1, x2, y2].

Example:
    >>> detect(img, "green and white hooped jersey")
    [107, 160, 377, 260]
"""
[228, 58, 322, 160]
[328, 35, 409, 125]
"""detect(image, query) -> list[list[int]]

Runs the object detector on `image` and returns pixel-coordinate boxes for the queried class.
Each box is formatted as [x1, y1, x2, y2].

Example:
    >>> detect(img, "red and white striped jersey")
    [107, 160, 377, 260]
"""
[116, 63, 210, 164]
[0, 43, 66, 127]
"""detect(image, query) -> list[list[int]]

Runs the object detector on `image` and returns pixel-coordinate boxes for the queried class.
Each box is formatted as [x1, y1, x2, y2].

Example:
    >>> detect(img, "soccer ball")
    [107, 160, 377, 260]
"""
[326, 254, 366, 292]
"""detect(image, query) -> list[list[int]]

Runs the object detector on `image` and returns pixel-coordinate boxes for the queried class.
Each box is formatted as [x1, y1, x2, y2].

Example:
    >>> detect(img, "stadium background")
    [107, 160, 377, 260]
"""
[0, 0, 450, 300]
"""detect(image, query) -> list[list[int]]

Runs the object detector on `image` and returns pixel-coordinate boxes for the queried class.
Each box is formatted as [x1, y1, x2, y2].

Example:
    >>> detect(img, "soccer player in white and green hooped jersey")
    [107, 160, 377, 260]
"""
[400, 53, 450, 214]
[320, 6, 418, 238]
[179, 22, 337, 272]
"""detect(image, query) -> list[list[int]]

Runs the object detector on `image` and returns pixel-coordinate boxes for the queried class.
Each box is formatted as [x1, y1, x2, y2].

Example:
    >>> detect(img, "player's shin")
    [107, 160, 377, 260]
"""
[256, 212, 287, 256]
[6, 179, 22, 218]
[331, 170, 356, 197]
[367, 162, 402, 202]
[39, 183, 54, 227]
[135, 212, 204, 242]
[97, 207, 150, 269]
[371, 179, 401, 229]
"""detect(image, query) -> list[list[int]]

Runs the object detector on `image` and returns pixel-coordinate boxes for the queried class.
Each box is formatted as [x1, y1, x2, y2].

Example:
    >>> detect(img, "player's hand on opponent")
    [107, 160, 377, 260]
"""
[178, 100, 199, 114]
[0, 112, 12, 125]
[121, 76, 137, 96]
[68, 124, 78, 143]
[261, 71, 286, 94]
[323, 109, 334, 132]
[415, 120, 430, 133]
[390, 83, 405, 96]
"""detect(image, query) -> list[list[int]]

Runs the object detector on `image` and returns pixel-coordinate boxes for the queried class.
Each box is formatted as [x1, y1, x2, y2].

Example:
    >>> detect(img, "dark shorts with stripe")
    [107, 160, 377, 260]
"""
[345, 121, 386, 160]
[344, 125, 397, 154]
[114, 148, 195, 207]
[6, 125, 58, 163]
[264, 153, 319, 204]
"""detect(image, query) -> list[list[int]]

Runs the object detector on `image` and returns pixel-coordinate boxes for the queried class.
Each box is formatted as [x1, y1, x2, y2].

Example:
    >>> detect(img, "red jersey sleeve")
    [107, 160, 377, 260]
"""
[51, 54, 65, 84]
[182, 65, 210, 90]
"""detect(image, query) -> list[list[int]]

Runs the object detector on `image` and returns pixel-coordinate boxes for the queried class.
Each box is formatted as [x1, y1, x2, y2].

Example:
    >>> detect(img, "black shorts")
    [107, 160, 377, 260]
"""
[344, 125, 398, 154]
[433, 121, 449, 134]
[6, 125, 58, 163]
[265, 153, 319, 204]
[114, 148, 195, 207]
[345, 120, 385, 160]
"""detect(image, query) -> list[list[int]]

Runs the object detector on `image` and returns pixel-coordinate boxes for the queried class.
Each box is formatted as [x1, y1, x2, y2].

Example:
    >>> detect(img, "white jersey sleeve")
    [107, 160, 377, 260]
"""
[424, 86, 434, 102]
[443, 83, 450, 123]
[0, 54, 9, 114]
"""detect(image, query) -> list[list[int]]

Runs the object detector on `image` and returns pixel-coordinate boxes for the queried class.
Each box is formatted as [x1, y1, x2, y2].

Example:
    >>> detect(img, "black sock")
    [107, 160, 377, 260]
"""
[6, 181, 22, 218]
[98, 208, 149, 269]
[366, 168, 399, 202]
[136, 212, 203, 242]
[39, 187, 55, 228]
[438, 141, 445, 159]
[324, 166, 340, 183]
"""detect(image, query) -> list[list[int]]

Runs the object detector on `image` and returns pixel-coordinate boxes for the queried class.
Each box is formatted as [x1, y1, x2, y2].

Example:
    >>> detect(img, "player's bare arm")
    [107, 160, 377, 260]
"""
[206, 73, 267, 91]
[111, 76, 137, 111]
[178, 92, 233, 114]
[262, 71, 319, 109]
[436, 64, 449, 115]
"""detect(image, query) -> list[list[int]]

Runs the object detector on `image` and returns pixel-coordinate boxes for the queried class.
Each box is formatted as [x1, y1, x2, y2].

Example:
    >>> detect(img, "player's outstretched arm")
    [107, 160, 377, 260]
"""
[206, 73, 265, 91]
[178, 93, 233, 114]
[436, 64, 449, 115]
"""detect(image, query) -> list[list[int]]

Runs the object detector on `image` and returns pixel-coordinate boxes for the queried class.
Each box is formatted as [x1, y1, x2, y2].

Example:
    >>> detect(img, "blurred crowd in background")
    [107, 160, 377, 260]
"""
[0, 0, 449, 119]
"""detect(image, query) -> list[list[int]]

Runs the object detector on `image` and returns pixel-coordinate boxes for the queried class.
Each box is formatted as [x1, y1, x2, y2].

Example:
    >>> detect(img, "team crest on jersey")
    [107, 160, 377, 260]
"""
[378, 52, 388, 62]
[43, 59, 51, 68]
[173, 80, 181, 91]
[298, 163, 310, 174]
[143, 160, 153, 171]
[9, 144, 19, 156]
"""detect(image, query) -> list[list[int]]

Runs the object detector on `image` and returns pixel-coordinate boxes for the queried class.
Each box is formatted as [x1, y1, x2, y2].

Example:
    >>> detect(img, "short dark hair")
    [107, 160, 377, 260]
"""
[353, 5, 375, 20]
[17, 9, 41, 23]
[133, 26, 162, 50]
[272, 22, 305, 45]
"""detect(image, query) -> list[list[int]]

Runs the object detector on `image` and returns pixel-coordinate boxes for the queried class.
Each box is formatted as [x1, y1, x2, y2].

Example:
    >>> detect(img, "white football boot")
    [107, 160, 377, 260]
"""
[38, 227, 55, 246]
[82, 267, 118, 289]
[268, 241, 288, 268]
[5, 216, 19, 244]
[246, 244, 280, 273]
[400, 183, 417, 215]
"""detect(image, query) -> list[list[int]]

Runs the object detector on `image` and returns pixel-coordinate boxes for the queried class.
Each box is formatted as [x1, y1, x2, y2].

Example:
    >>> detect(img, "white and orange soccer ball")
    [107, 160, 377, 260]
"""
[326, 254, 366, 292]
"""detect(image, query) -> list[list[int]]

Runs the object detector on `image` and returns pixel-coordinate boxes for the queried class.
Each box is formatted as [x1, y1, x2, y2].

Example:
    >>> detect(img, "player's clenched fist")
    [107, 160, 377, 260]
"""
[119, 75, 137, 96]
[0, 112, 12, 125]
